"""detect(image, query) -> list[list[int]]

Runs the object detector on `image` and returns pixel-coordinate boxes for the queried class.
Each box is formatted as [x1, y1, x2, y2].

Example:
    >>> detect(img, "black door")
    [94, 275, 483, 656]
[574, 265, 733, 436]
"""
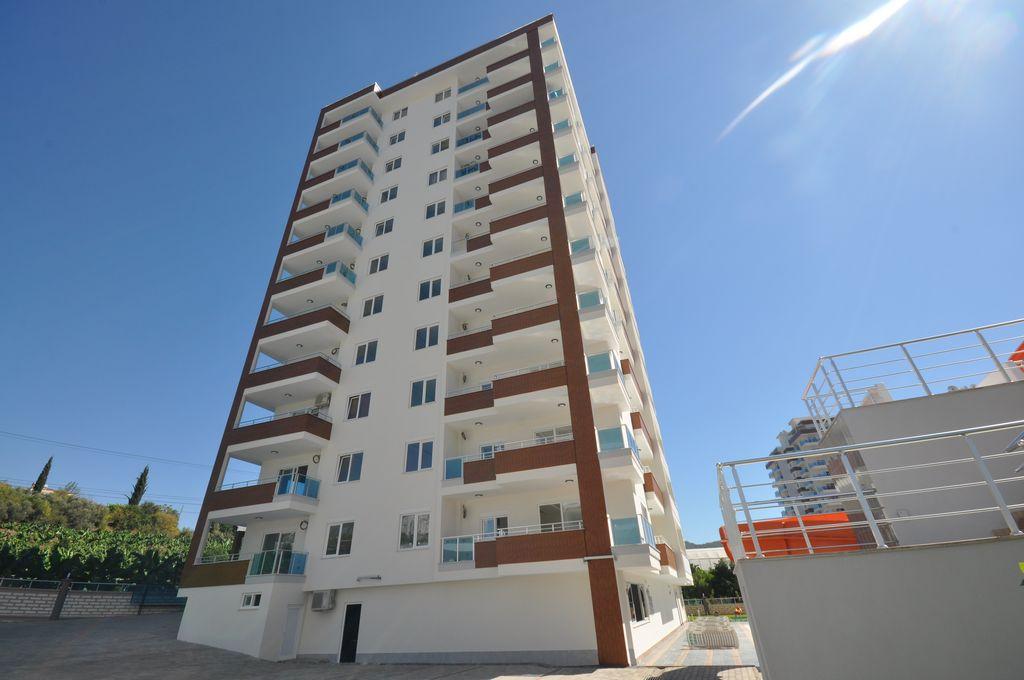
[339, 603, 361, 663]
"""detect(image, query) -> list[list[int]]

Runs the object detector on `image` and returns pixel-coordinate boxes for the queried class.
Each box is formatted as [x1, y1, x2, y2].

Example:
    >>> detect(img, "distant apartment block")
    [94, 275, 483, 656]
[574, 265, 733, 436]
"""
[765, 417, 842, 515]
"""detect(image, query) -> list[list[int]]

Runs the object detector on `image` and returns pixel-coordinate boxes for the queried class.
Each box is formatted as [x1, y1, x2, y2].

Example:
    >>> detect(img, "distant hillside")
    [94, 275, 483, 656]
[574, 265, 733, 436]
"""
[685, 540, 723, 549]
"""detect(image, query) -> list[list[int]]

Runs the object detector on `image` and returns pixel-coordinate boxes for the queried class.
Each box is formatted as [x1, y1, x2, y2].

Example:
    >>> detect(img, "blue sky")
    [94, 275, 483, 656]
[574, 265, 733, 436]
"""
[0, 1, 1020, 542]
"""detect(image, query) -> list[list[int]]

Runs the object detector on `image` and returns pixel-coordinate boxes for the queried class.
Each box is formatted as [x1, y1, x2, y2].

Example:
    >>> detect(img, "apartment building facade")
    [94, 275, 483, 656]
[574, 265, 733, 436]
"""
[765, 417, 841, 515]
[177, 16, 690, 666]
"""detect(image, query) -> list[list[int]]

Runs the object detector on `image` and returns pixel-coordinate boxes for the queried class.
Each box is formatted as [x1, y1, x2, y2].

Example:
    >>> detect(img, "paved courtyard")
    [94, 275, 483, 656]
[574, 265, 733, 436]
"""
[0, 613, 761, 680]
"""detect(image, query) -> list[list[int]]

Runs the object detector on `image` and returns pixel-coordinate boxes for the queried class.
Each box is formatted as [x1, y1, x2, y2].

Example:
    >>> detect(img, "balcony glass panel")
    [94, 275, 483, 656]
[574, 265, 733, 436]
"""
[563, 191, 584, 207]
[544, 62, 561, 73]
[587, 352, 614, 374]
[570, 237, 592, 254]
[330, 189, 370, 213]
[553, 119, 571, 133]
[558, 153, 577, 168]
[444, 458, 463, 480]
[455, 163, 480, 179]
[275, 474, 320, 499]
[326, 223, 363, 247]
[334, 158, 375, 182]
[548, 89, 565, 100]
[541, 37, 557, 48]
[597, 425, 626, 452]
[577, 290, 603, 309]
[611, 516, 656, 546]
[456, 131, 483, 147]
[457, 102, 487, 120]
[453, 199, 476, 214]
[248, 550, 307, 576]
[458, 77, 489, 94]
[337, 131, 379, 154]
[340, 106, 383, 127]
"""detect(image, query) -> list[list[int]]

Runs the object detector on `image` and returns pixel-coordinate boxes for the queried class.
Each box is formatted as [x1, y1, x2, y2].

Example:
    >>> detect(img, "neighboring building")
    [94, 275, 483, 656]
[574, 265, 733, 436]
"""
[764, 417, 840, 515]
[686, 546, 729, 570]
[177, 15, 690, 667]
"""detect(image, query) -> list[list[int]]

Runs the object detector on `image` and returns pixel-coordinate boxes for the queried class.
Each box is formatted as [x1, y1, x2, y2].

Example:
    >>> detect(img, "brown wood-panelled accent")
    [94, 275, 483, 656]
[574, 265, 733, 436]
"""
[292, 200, 330, 222]
[268, 268, 323, 296]
[487, 48, 530, 73]
[184, 105, 331, 574]
[475, 195, 492, 210]
[620, 358, 633, 375]
[488, 131, 540, 158]
[630, 411, 655, 450]
[487, 72, 532, 99]
[487, 100, 535, 127]
[242, 356, 341, 390]
[447, 329, 493, 355]
[206, 482, 276, 512]
[490, 250, 552, 281]
[496, 529, 586, 564]
[225, 413, 332, 447]
[491, 303, 559, 336]
[643, 471, 666, 507]
[489, 205, 547, 234]
[311, 143, 339, 161]
[463, 458, 497, 484]
[257, 306, 350, 340]
[302, 169, 335, 189]
[473, 540, 498, 568]
[448, 278, 492, 303]
[444, 388, 495, 416]
[467, 233, 492, 252]
[527, 28, 629, 666]
[495, 439, 575, 474]
[657, 543, 678, 571]
[179, 560, 250, 589]
[488, 165, 544, 194]
[479, 161, 492, 173]
[492, 365, 567, 399]
[283, 232, 326, 256]
[317, 120, 340, 136]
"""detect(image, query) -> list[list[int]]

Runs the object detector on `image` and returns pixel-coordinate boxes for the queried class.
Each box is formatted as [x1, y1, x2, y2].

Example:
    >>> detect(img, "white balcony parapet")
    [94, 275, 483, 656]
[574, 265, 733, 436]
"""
[802, 318, 1024, 436]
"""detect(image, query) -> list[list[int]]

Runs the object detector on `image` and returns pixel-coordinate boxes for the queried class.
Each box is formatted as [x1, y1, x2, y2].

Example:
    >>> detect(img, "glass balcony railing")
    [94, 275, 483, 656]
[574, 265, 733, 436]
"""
[323, 261, 357, 285]
[334, 158, 375, 182]
[248, 549, 307, 576]
[548, 89, 565, 101]
[458, 77, 489, 95]
[456, 131, 484, 147]
[453, 198, 477, 214]
[340, 106, 383, 128]
[325, 223, 363, 247]
[557, 153, 578, 168]
[563, 191, 584, 207]
[541, 37, 557, 49]
[337, 130, 379, 154]
[457, 102, 488, 120]
[586, 351, 616, 374]
[597, 425, 640, 465]
[544, 61, 561, 73]
[577, 290, 603, 309]
[610, 515, 656, 547]
[330, 189, 370, 213]
[443, 432, 573, 480]
[275, 473, 320, 499]
[441, 521, 584, 564]
[553, 119, 571, 133]
[455, 163, 480, 179]
[570, 237, 593, 254]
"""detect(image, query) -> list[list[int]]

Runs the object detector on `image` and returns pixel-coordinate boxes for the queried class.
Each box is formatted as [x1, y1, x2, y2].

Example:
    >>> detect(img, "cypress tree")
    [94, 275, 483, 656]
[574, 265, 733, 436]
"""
[32, 457, 53, 493]
[128, 466, 149, 505]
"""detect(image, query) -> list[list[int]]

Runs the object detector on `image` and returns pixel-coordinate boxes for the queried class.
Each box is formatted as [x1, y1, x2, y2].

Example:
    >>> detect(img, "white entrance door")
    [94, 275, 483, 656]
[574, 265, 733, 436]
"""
[279, 604, 302, 659]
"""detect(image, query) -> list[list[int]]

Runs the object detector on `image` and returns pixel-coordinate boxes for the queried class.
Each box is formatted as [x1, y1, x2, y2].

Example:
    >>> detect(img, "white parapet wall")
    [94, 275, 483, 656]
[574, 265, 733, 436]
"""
[738, 535, 1024, 680]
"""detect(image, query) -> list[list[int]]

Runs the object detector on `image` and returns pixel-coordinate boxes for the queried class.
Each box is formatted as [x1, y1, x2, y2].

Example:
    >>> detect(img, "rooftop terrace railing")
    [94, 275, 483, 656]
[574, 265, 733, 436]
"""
[802, 318, 1024, 436]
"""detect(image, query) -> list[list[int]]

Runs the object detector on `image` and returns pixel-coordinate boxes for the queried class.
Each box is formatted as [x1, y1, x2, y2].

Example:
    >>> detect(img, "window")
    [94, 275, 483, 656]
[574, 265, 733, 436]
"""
[346, 393, 371, 420]
[425, 200, 446, 219]
[399, 512, 430, 549]
[389, 130, 405, 145]
[539, 501, 582, 529]
[325, 521, 355, 557]
[405, 440, 434, 472]
[430, 138, 450, 154]
[418, 278, 442, 301]
[427, 168, 448, 186]
[432, 111, 451, 127]
[362, 295, 384, 317]
[626, 583, 652, 622]
[392, 107, 407, 121]
[414, 324, 439, 350]
[434, 87, 451, 102]
[354, 340, 377, 365]
[369, 254, 389, 274]
[240, 592, 262, 609]
[410, 378, 437, 407]
[375, 218, 394, 237]
[385, 157, 402, 173]
[422, 236, 444, 257]
[337, 452, 363, 482]
[481, 515, 509, 537]
[380, 186, 398, 203]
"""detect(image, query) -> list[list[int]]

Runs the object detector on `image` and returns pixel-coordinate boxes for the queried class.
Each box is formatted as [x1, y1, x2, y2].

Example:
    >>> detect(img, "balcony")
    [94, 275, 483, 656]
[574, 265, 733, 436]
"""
[282, 223, 363, 275]
[241, 353, 341, 410]
[630, 411, 657, 462]
[456, 101, 489, 122]
[317, 106, 382, 148]
[300, 158, 374, 206]
[656, 538, 680, 577]
[206, 473, 320, 525]
[291, 189, 370, 240]
[597, 424, 644, 483]
[644, 468, 667, 515]
[447, 301, 560, 357]
[180, 558, 249, 588]
[309, 131, 379, 179]
[256, 305, 350, 365]
[578, 291, 620, 346]
[225, 407, 332, 464]
[440, 521, 585, 570]
[610, 515, 663, 576]
[444, 361, 567, 418]
[458, 76, 490, 97]
[442, 432, 576, 492]
[486, 99, 537, 144]
[587, 351, 641, 411]
[269, 260, 356, 320]
[247, 549, 307, 579]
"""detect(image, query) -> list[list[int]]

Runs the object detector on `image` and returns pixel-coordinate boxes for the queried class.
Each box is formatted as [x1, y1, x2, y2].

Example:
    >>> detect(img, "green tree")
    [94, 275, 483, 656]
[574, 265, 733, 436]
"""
[708, 559, 741, 598]
[0, 483, 51, 523]
[31, 457, 53, 493]
[105, 502, 179, 536]
[128, 466, 148, 505]
[46, 489, 105, 530]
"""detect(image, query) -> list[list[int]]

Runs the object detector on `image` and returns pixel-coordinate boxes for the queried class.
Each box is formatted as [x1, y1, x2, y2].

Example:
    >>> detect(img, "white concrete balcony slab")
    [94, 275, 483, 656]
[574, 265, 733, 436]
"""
[308, 131, 379, 178]
[281, 224, 363, 276]
[291, 189, 370, 241]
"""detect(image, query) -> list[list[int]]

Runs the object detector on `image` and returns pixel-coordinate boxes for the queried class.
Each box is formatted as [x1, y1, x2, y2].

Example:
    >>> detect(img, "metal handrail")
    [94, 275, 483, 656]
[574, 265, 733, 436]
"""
[250, 352, 340, 374]
[449, 432, 575, 465]
[264, 303, 350, 326]
[443, 520, 584, 543]
[446, 360, 565, 397]
[197, 553, 244, 565]
[491, 298, 558, 320]
[236, 406, 332, 428]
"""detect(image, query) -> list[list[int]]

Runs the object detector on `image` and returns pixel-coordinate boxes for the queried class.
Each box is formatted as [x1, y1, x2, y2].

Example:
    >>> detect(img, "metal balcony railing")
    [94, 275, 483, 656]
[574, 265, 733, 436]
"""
[441, 520, 584, 563]
[446, 360, 564, 397]
[247, 549, 307, 576]
[250, 352, 340, 373]
[235, 406, 332, 428]
[457, 77, 489, 95]
[443, 431, 574, 479]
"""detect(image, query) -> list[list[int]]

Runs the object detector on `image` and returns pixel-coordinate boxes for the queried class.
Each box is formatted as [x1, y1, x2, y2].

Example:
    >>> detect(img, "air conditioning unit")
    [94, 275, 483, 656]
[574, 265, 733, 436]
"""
[315, 393, 332, 408]
[311, 590, 335, 611]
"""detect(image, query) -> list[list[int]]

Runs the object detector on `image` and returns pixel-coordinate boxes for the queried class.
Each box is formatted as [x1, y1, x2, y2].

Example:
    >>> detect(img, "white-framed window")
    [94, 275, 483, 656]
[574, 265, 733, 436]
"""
[421, 236, 444, 257]
[626, 583, 653, 622]
[399, 512, 430, 550]
[380, 186, 399, 203]
[389, 130, 405, 145]
[325, 521, 355, 557]
[425, 200, 446, 219]
[430, 138, 450, 154]
[434, 87, 451, 102]
[369, 254, 389, 274]
[362, 295, 384, 317]
[337, 452, 363, 482]
[375, 218, 394, 237]
[410, 378, 437, 407]
[385, 157, 402, 173]
[346, 393, 371, 420]
[427, 168, 448, 186]
[354, 340, 378, 365]
[432, 111, 451, 127]
[405, 440, 434, 472]
[392, 107, 407, 121]
[418, 278, 442, 301]
[414, 324, 439, 350]
[240, 592, 262, 609]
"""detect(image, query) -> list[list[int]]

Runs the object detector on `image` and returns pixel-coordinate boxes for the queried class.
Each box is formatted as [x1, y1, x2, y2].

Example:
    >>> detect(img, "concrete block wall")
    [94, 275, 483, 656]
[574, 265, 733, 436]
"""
[0, 587, 57, 617]
[0, 587, 139, 618]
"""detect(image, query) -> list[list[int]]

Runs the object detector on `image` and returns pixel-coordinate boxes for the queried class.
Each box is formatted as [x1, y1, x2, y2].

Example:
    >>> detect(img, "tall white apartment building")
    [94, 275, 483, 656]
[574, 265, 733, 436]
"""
[177, 16, 690, 667]
[765, 417, 839, 515]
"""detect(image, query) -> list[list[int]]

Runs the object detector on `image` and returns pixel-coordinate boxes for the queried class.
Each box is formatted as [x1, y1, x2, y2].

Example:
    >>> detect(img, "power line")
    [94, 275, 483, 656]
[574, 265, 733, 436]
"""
[0, 477, 205, 506]
[0, 429, 211, 469]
